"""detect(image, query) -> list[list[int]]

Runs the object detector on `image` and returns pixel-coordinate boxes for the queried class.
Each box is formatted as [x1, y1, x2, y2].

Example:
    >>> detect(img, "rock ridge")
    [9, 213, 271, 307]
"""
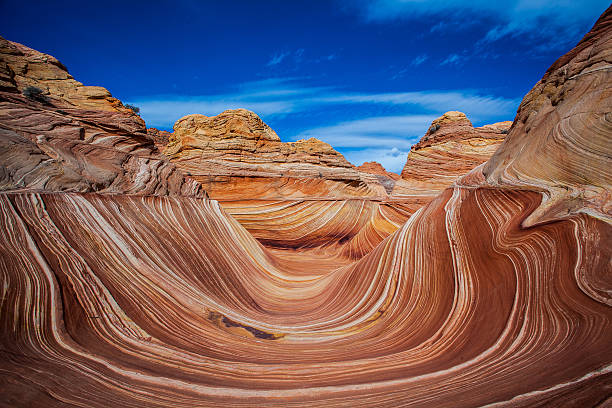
[161, 109, 391, 199]
[0, 36, 204, 197]
[392, 111, 511, 199]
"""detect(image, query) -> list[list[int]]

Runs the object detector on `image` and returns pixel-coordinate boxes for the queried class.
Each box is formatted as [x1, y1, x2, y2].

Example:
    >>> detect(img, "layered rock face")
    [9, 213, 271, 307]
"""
[482, 14, 612, 227]
[147, 127, 172, 147]
[163, 110, 387, 199]
[156, 105, 506, 254]
[356, 161, 400, 194]
[356, 161, 400, 180]
[0, 37, 136, 114]
[0, 37, 202, 197]
[392, 111, 511, 201]
[219, 199, 413, 258]
[0, 7, 611, 408]
[160, 110, 402, 254]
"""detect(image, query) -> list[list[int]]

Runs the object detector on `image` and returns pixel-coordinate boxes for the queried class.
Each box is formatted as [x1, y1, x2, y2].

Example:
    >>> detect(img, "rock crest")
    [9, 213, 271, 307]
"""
[0, 36, 203, 197]
[161, 109, 390, 199]
[392, 111, 511, 199]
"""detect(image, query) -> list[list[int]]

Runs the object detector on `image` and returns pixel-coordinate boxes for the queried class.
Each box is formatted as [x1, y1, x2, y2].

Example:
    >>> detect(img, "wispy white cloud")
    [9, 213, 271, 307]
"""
[310, 90, 518, 119]
[390, 68, 408, 80]
[126, 99, 294, 130]
[128, 78, 519, 132]
[294, 115, 431, 172]
[429, 21, 445, 33]
[314, 54, 338, 63]
[267, 51, 290, 66]
[389, 55, 429, 80]
[345, 0, 608, 49]
[411, 54, 428, 66]
[440, 53, 463, 66]
[294, 48, 305, 61]
[128, 77, 520, 168]
[266, 49, 312, 67]
[292, 114, 436, 149]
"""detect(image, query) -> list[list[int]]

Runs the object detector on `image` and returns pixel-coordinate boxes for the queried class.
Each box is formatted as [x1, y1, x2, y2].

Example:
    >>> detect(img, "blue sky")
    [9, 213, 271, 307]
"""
[1, 1, 608, 172]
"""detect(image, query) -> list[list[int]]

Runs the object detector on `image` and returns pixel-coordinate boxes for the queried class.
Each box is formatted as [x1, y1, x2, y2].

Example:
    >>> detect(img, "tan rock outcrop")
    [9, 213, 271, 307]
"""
[391, 111, 511, 199]
[356, 161, 400, 180]
[0, 37, 139, 115]
[162, 109, 387, 199]
[0, 36, 203, 197]
[355, 161, 400, 195]
[147, 127, 172, 147]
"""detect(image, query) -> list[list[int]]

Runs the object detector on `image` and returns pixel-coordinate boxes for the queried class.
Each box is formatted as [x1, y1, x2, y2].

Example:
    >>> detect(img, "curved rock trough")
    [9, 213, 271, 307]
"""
[0, 7, 610, 407]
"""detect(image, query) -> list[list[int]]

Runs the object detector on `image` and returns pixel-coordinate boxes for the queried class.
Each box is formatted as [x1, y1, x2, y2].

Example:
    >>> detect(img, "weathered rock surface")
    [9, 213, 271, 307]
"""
[162, 109, 389, 199]
[159, 111, 411, 252]
[0, 36, 203, 197]
[356, 161, 400, 194]
[392, 111, 511, 199]
[482, 11, 612, 227]
[157, 107, 510, 253]
[147, 127, 172, 147]
[356, 161, 400, 180]
[0, 7, 611, 408]
[0, 37, 138, 115]
[220, 198, 413, 258]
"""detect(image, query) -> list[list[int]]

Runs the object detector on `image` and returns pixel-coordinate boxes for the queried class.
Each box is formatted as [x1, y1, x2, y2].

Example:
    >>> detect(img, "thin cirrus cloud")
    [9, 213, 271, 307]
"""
[346, 0, 609, 48]
[291, 115, 437, 149]
[129, 79, 519, 130]
[128, 78, 519, 172]
[290, 114, 436, 173]
[267, 49, 307, 67]
[266, 51, 291, 66]
[411, 54, 428, 66]
[266, 52, 289, 67]
[310, 89, 518, 119]
[440, 53, 463, 66]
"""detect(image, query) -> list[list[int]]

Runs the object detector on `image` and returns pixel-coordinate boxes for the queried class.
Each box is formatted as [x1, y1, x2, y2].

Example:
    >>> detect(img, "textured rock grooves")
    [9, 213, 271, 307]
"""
[159, 109, 507, 254]
[162, 109, 383, 200]
[1, 189, 610, 407]
[1, 7, 611, 408]
[0, 38, 203, 197]
[392, 111, 512, 200]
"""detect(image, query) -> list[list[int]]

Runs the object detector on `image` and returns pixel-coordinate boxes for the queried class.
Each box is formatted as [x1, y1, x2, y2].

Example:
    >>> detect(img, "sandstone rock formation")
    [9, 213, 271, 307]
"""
[391, 110, 511, 201]
[0, 37, 137, 115]
[158, 109, 402, 253]
[0, 6, 611, 408]
[160, 109, 396, 199]
[153, 106, 508, 255]
[0, 36, 202, 197]
[356, 161, 400, 194]
[356, 161, 400, 180]
[220, 198, 413, 258]
[482, 16, 612, 227]
[147, 127, 172, 147]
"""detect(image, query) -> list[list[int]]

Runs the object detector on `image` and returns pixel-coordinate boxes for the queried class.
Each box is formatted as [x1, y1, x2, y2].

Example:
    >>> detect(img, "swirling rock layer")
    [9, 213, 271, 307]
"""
[356, 161, 400, 194]
[218, 198, 414, 259]
[483, 10, 612, 226]
[1, 6, 611, 407]
[214, 111, 511, 254]
[160, 110, 412, 252]
[1, 185, 610, 407]
[0, 37, 202, 197]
